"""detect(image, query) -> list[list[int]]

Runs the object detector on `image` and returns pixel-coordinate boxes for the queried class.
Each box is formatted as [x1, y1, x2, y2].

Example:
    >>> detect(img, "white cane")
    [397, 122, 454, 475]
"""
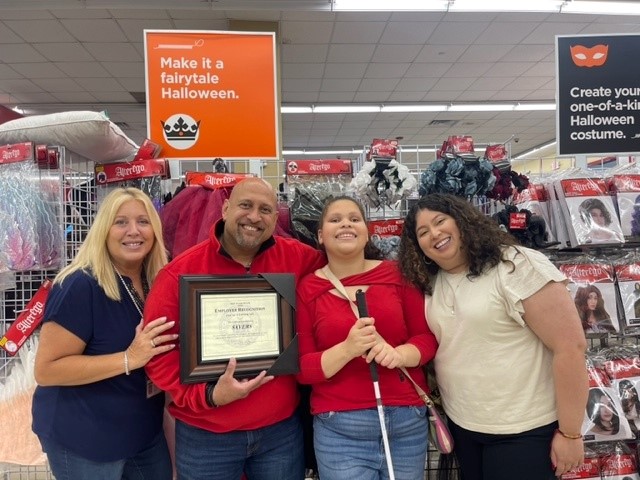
[356, 289, 396, 480]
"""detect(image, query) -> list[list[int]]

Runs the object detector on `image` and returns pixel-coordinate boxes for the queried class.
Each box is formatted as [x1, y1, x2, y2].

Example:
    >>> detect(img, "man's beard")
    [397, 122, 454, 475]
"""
[234, 229, 262, 249]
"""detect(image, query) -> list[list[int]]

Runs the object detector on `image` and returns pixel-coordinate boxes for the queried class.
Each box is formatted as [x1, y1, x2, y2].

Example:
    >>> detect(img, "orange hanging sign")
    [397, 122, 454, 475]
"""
[144, 30, 279, 159]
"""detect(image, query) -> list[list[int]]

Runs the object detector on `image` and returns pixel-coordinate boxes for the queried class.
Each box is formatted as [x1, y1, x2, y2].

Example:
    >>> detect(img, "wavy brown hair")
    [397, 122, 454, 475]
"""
[398, 193, 517, 294]
[574, 284, 613, 330]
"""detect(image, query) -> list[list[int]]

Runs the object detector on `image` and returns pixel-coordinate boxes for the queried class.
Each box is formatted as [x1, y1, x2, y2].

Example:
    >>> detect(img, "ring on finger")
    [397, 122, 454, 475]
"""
[151, 338, 156, 348]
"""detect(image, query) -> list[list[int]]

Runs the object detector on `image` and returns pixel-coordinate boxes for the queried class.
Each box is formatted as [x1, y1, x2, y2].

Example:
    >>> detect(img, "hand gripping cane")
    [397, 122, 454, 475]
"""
[355, 289, 395, 480]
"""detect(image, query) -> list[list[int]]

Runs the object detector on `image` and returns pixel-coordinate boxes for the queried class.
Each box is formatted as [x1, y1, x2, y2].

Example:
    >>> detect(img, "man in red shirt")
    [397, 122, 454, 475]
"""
[144, 177, 324, 480]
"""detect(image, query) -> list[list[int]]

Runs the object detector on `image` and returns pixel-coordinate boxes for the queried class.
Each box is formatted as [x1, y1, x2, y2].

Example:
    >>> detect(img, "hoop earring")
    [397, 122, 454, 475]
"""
[423, 256, 433, 266]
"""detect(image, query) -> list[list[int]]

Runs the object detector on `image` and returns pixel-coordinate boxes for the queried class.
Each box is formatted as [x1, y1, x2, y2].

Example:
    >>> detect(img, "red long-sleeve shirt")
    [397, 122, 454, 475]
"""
[144, 220, 324, 432]
[297, 260, 438, 415]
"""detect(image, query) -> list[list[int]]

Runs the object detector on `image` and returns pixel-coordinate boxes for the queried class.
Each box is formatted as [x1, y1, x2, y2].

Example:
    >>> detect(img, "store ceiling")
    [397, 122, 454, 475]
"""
[0, 1, 639, 165]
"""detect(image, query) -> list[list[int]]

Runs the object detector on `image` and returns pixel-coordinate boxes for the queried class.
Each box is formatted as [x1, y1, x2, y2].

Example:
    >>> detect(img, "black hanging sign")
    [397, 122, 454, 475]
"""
[556, 34, 640, 156]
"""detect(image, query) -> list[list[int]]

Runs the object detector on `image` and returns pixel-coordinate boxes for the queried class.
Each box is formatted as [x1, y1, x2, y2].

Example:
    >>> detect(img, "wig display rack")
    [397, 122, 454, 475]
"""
[0, 146, 96, 479]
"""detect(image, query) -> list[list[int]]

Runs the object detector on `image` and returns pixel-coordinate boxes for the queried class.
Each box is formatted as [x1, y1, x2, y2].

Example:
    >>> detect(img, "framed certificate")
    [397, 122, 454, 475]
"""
[179, 273, 297, 383]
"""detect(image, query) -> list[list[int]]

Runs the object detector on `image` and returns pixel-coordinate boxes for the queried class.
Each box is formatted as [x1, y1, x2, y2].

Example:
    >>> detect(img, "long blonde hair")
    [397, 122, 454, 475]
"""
[55, 187, 168, 301]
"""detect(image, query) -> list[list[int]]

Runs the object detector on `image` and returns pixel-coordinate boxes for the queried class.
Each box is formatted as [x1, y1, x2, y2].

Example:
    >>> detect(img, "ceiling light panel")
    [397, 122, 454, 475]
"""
[333, 0, 449, 11]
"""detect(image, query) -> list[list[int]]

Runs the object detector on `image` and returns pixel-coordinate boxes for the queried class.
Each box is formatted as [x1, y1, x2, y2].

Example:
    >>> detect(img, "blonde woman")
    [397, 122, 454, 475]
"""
[32, 187, 177, 480]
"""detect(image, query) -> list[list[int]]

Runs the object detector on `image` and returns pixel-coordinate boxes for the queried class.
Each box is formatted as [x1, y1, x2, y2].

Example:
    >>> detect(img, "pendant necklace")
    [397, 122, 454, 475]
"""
[113, 265, 147, 317]
[440, 273, 465, 315]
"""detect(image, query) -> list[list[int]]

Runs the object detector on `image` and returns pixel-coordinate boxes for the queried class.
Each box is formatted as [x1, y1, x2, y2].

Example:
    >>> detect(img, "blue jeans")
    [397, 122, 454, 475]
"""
[175, 414, 304, 480]
[313, 406, 428, 480]
[449, 420, 557, 480]
[39, 432, 172, 480]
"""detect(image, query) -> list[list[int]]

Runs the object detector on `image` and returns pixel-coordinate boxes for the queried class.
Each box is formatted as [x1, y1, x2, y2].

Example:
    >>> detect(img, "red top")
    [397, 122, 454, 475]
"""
[144, 220, 325, 433]
[297, 260, 438, 414]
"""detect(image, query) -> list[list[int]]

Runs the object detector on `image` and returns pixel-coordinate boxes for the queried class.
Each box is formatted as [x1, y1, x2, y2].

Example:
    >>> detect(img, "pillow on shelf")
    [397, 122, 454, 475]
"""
[0, 110, 138, 163]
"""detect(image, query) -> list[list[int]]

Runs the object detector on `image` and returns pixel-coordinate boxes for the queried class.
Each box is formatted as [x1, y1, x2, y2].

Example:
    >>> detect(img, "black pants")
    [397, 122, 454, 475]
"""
[449, 420, 557, 480]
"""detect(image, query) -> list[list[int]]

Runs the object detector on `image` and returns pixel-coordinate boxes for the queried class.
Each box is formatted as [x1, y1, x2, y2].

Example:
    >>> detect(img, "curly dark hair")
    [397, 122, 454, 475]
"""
[579, 198, 612, 226]
[398, 193, 517, 294]
[318, 195, 384, 260]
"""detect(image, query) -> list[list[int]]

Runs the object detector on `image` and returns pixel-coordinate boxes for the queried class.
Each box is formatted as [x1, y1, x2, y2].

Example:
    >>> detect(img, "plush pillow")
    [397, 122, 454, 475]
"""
[0, 111, 138, 163]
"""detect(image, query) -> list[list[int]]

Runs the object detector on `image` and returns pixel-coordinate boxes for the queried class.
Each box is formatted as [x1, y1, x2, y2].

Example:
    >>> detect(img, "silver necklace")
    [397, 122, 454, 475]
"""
[113, 266, 144, 317]
[439, 273, 465, 315]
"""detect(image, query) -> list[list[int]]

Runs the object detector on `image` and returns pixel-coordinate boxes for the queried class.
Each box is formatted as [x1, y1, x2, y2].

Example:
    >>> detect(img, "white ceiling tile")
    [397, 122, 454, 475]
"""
[431, 76, 476, 91]
[51, 8, 112, 19]
[483, 62, 534, 77]
[33, 42, 94, 62]
[394, 77, 439, 92]
[317, 91, 354, 103]
[60, 19, 126, 42]
[405, 63, 452, 78]
[0, 10, 55, 20]
[500, 44, 554, 62]
[386, 91, 427, 102]
[118, 77, 145, 91]
[469, 76, 516, 91]
[111, 8, 171, 19]
[166, 9, 226, 20]
[379, 21, 438, 45]
[10, 62, 66, 78]
[456, 89, 507, 101]
[474, 21, 539, 45]
[364, 63, 409, 79]
[85, 43, 142, 62]
[428, 21, 491, 45]
[414, 45, 466, 63]
[31, 77, 82, 92]
[281, 44, 328, 62]
[4, 20, 75, 43]
[359, 78, 399, 92]
[0, 64, 22, 79]
[523, 62, 555, 77]
[0, 44, 47, 63]
[1, 79, 41, 93]
[524, 90, 556, 101]
[52, 91, 98, 102]
[91, 91, 138, 102]
[335, 12, 391, 22]
[102, 62, 144, 78]
[117, 19, 174, 42]
[282, 92, 319, 102]
[445, 63, 492, 78]
[281, 21, 333, 44]
[321, 78, 361, 92]
[581, 23, 640, 34]
[53, 61, 111, 78]
[327, 44, 375, 63]
[0, 21, 24, 43]
[457, 44, 514, 63]
[282, 78, 322, 92]
[522, 22, 589, 44]
[504, 76, 552, 91]
[281, 63, 325, 79]
[331, 21, 385, 44]
[355, 91, 391, 102]
[74, 77, 127, 91]
[172, 19, 229, 31]
[372, 44, 422, 63]
[323, 63, 367, 79]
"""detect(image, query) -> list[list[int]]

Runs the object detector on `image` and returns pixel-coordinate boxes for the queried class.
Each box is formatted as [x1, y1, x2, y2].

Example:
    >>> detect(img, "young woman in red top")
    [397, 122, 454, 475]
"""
[297, 196, 437, 480]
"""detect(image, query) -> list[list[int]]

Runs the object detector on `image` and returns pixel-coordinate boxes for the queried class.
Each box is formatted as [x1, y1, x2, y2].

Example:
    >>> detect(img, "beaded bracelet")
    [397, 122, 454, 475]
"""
[124, 350, 130, 376]
[555, 428, 582, 439]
